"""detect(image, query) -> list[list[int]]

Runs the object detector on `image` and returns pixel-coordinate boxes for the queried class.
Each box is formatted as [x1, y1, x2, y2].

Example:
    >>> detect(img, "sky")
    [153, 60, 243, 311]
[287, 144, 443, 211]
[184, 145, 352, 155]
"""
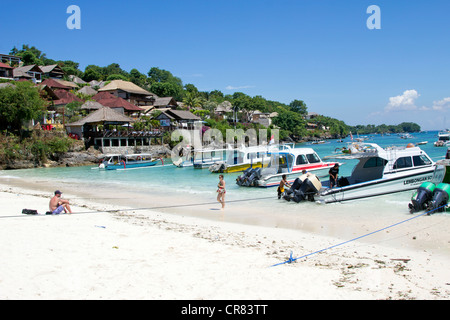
[1, 0, 450, 130]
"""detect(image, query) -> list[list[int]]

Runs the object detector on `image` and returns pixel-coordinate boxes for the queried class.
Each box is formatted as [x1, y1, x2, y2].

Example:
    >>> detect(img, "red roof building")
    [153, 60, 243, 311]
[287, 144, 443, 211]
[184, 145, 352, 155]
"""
[53, 89, 83, 106]
[0, 62, 14, 79]
[93, 91, 143, 114]
[40, 78, 71, 90]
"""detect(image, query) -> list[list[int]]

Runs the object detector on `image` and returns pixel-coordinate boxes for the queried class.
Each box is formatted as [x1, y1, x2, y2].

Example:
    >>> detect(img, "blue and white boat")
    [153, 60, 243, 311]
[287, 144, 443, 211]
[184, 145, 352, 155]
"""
[99, 153, 162, 170]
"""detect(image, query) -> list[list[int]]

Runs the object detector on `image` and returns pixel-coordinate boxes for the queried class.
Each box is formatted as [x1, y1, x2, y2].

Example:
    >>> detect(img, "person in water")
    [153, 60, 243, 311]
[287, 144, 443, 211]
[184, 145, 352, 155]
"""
[49, 190, 72, 214]
[217, 174, 226, 209]
[329, 163, 339, 188]
[277, 174, 291, 199]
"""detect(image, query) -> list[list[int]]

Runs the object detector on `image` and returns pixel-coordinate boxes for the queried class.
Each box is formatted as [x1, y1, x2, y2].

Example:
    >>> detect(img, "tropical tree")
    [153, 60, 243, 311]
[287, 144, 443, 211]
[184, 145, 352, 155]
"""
[289, 99, 307, 115]
[150, 82, 183, 100]
[0, 81, 46, 134]
[182, 91, 203, 110]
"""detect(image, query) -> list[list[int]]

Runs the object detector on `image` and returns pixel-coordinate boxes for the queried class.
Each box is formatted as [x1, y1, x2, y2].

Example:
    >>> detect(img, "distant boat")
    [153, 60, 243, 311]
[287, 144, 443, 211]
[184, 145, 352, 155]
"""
[416, 141, 428, 145]
[400, 133, 413, 139]
[99, 154, 161, 170]
[172, 147, 223, 168]
[209, 145, 276, 173]
[434, 131, 450, 147]
[193, 148, 227, 169]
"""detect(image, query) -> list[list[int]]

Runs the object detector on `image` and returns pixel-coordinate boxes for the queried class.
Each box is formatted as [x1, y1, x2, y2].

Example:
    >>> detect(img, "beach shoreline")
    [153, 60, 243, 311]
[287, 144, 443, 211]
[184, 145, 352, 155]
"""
[0, 177, 449, 300]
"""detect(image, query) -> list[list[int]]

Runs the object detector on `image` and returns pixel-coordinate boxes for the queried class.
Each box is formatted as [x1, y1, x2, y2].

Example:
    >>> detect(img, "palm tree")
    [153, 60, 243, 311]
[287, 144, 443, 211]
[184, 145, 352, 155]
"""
[182, 92, 203, 111]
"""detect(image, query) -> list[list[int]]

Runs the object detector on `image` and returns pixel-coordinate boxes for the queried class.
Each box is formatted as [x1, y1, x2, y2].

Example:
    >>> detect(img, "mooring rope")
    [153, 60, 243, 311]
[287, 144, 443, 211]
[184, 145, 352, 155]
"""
[270, 204, 447, 267]
[0, 195, 276, 219]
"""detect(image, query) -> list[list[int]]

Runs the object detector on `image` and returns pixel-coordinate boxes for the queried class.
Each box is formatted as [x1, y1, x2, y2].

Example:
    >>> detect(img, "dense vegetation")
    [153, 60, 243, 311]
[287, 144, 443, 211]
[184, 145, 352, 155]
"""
[8, 45, 356, 140]
[348, 122, 421, 134]
[2, 45, 421, 158]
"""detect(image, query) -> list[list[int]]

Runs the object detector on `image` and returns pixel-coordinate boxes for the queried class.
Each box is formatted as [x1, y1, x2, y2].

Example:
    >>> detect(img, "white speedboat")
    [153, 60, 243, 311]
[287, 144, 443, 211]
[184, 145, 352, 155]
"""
[316, 143, 435, 203]
[434, 131, 450, 147]
[236, 144, 338, 187]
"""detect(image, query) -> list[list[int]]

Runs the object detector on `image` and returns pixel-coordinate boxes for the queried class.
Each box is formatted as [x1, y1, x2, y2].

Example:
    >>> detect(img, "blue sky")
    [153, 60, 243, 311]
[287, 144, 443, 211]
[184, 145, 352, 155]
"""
[1, 0, 450, 130]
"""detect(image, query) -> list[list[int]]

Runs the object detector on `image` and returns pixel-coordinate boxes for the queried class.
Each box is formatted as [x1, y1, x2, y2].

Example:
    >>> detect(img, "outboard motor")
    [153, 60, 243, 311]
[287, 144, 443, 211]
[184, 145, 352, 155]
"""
[429, 183, 450, 214]
[283, 175, 307, 201]
[409, 182, 436, 213]
[236, 167, 262, 187]
[246, 168, 262, 186]
[236, 167, 253, 186]
[291, 174, 322, 203]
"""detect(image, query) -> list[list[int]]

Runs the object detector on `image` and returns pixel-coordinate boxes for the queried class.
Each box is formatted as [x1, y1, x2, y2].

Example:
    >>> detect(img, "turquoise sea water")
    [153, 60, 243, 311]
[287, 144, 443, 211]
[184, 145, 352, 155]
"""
[0, 132, 446, 195]
[1, 131, 445, 199]
[2, 131, 448, 254]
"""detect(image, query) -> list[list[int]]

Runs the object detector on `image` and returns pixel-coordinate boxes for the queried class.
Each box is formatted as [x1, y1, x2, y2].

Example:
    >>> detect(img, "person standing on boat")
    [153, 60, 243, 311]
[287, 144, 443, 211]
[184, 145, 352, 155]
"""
[277, 174, 291, 199]
[329, 164, 339, 188]
[217, 174, 226, 209]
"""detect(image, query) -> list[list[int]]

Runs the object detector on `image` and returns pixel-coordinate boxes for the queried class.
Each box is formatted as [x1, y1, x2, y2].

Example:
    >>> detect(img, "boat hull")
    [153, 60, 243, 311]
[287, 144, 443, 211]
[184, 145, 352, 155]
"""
[317, 168, 435, 203]
[105, 160, 159, 170]
[224, 162, 265, 173]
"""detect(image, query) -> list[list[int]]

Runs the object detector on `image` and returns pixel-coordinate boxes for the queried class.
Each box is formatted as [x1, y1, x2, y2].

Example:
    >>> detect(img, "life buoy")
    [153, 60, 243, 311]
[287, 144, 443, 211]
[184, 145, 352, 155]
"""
[136, 156, 141, 160]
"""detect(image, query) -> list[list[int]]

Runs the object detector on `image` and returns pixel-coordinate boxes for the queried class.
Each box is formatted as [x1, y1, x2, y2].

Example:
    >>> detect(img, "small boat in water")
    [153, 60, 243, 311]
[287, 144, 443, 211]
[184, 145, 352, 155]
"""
[208, 145, 276, 173]
[193, 149, 226, 169]
[99, 153, 162, 170]
[434, 131, 450, 147]
[316, 143, 435, 203]
[172, 148, 223, 168]
[400, 133, 414, 139]
[236, 145, 338, 187]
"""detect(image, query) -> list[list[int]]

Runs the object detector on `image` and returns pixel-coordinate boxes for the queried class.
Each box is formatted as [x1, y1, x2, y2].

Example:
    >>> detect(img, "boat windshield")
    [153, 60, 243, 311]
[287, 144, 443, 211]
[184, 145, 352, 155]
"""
[413, 155, 432, 166]
[267, 153, 294, 173]
[306, 153, 321, 163]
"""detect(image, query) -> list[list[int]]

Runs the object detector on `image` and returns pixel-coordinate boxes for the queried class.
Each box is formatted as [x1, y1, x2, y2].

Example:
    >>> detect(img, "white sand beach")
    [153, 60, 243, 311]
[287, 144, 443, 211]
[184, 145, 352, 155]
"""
[0, 178, 449, 300]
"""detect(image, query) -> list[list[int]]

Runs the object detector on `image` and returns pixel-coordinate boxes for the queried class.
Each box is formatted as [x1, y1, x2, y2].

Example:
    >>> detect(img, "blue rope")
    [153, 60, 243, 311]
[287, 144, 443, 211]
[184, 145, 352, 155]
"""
[270, 204, 447, 267]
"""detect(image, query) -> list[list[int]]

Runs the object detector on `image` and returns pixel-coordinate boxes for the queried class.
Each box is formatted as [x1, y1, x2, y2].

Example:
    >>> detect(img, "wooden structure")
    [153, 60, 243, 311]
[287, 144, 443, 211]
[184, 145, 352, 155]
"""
[66, 107, 162, 152]
[155, 109, 201, 131]
[0, 62, 14, 80]
[39, 64, 65, 79]
[13, 65, 43, 83]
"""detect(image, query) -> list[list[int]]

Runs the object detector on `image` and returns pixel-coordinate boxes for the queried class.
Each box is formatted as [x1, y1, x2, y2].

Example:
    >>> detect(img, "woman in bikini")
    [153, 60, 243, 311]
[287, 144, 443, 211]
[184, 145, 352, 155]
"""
[217, 174, 226, 209]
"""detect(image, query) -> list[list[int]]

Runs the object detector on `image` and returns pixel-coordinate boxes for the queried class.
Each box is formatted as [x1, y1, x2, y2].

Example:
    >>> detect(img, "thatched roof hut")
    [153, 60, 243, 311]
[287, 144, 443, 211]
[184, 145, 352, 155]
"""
[80, 100, 104, 111]
[67, 106, 135, 127]
[77, 86, 98, 96]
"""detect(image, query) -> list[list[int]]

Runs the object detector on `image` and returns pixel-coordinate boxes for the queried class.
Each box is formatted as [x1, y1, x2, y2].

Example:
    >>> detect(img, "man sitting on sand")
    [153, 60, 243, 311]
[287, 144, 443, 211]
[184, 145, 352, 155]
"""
[49, 190, 72, 214]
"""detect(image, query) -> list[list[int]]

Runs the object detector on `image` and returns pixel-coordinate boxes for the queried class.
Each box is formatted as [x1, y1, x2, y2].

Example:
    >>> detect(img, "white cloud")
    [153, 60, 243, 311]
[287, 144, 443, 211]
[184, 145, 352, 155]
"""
[225, 85, 255, 90]
[385, 89, 420, 112]
[432, 97, 450, 111]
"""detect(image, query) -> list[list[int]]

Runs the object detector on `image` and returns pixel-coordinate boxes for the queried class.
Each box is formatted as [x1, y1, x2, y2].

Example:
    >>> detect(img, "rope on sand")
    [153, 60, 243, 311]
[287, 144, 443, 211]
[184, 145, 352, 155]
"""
[270, 204, 447, 267]
[0, 195, 276, 219]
